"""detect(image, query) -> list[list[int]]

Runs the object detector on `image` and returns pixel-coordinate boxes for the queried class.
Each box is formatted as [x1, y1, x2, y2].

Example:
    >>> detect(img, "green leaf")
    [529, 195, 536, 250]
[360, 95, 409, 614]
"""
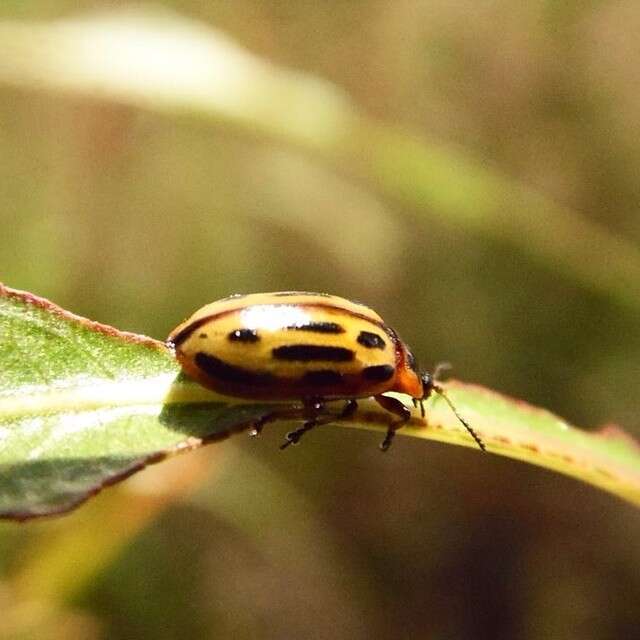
[0, 284, 279, 519]
[1, 283, 639, 520]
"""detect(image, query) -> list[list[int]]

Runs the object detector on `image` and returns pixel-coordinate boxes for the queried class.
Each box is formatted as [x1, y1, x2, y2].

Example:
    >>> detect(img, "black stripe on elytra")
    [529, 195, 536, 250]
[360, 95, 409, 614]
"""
[168, 316, 213, 348]
[272, 345, 354, 362]
[228, 328, 260, 342]
[303, 370, 344, 385]
[287, 321, 345, 334]
[362, 364, 395, 382]
[357, 330, 386, 349]
[194, 352, 275, 386]
[272, 291, 333, 297]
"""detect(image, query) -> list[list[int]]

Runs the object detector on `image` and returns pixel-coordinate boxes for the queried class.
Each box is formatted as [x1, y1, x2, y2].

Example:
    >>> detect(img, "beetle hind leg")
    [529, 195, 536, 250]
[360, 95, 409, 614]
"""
[249, 405, 304, 438]
[374, 395, 412, 451]
[280, 398, 358, 450]
[280, 419, 318, 449]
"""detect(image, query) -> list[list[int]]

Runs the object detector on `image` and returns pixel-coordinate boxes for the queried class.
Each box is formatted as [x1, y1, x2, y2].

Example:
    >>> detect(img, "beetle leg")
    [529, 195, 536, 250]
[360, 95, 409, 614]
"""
[374, 394, 412, 451]
[280, 398, 358, 449]
[249, 404, 306, 437]
[281, 398, 325, 449]
[340, 398, 358, 419]
[280, 419, 319, 448]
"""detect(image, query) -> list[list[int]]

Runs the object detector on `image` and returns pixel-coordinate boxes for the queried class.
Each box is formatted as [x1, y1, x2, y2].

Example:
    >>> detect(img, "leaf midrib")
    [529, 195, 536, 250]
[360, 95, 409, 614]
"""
[0, 374, 218, 419]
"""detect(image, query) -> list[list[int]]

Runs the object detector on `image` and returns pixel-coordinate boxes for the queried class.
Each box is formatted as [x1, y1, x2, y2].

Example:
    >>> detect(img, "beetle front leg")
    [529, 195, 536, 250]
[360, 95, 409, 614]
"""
[374, 394, 412, 451]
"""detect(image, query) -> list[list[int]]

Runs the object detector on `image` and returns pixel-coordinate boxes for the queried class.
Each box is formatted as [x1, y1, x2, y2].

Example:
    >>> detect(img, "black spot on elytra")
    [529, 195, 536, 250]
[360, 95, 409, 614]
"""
[287, 322, 345, 334]
[362, 364, 395, 382]
[357, 331, 386, 349]
[272, 345, 354, 362]
[194, 352, 274, 386]
[228, 328, 260, 343]
[303, 370, 344, 385]
[199, 333, 208, 339]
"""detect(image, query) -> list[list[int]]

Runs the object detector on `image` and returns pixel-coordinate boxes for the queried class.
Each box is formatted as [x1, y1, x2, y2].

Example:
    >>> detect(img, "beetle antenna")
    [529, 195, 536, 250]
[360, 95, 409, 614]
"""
[433, 383, 486, 452]
[432, 361, 452, 380]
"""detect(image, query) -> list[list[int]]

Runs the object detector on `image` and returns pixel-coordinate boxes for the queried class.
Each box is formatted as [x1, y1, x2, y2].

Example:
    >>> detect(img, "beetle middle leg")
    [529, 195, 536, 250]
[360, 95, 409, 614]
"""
[280, 398, 358, 450]
[374, 394, 412, 451]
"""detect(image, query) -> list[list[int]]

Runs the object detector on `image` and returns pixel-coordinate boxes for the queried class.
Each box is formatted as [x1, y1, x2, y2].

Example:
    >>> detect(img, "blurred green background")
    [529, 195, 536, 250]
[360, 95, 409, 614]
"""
[1, 1, 639, 638]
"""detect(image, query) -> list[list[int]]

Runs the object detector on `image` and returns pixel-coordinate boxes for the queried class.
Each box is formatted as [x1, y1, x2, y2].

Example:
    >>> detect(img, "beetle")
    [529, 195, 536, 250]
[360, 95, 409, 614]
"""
[167, 291, 485, 451]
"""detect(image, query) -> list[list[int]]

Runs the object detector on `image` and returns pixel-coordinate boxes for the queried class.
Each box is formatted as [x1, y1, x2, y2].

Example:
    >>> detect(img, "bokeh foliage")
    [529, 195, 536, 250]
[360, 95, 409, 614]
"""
[1, 2, 639, 639]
